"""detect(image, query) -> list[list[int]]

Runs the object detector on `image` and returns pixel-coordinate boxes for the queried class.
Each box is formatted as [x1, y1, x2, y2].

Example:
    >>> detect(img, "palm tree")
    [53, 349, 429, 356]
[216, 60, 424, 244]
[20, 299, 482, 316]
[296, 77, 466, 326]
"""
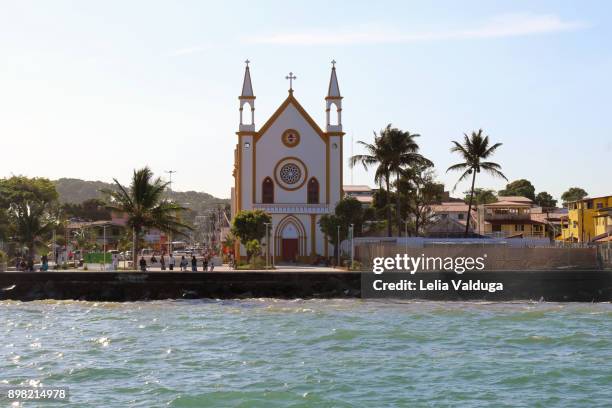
[103, 167, 192, 268]
[384, 126, 433, 236]
[8, 201, 57, 264]
[72, 226, 97, 261]
[349, 129, 394, 236]
[447, 129, 507, 237]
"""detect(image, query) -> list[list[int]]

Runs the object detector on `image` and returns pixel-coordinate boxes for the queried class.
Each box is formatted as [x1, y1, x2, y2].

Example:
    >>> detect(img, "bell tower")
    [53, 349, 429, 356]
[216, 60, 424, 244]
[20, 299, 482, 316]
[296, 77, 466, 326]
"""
[325, 60, 342, 133]
[239, 59, 255, 132]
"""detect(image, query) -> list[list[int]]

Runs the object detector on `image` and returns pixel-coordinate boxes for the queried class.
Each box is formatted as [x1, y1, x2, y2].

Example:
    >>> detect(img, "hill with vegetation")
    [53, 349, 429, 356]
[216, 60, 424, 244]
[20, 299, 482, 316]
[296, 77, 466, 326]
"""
[53, 178, 229, 217]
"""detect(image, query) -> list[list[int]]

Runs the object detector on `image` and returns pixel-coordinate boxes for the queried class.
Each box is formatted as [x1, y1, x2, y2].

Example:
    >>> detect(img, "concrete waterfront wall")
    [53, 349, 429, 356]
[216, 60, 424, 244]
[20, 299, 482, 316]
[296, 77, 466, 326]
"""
[1, 270, 612, 302]
[0, 272, 361, 301]
[355, 245, 599, 271]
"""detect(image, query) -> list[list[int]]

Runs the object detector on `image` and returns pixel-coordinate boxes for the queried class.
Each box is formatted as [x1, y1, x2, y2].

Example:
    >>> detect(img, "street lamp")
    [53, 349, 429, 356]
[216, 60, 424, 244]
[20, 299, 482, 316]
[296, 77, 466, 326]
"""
[349, 223, 354, 268]
[337, 225, 340, 267]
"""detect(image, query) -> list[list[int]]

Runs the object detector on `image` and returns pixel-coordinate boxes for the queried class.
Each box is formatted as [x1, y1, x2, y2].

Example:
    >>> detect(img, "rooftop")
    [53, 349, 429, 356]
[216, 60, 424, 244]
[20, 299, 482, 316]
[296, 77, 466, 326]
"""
[496, 196, 534, 203]
[343, 185, 373, 192]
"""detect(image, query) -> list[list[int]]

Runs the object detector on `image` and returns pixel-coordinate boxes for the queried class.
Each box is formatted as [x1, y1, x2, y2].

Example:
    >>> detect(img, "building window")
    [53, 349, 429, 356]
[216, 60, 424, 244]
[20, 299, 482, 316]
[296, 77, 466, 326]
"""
[515, 224, 525, 232]
[587, 200, 593, 209]
[597, 202, 603, 209]
[458, 213, 464, 220]
[307, 178, 319, 204]
[262, 177, 274, 203]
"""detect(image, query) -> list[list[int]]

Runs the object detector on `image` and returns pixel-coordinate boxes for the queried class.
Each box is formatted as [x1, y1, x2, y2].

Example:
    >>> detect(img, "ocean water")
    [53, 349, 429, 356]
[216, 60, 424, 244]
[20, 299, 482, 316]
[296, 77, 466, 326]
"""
[1, 299, 612, 408]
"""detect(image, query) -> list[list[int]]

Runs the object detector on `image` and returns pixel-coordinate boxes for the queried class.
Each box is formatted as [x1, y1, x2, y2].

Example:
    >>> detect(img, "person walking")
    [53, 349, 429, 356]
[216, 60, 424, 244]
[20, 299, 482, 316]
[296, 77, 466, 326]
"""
[191, 255, 197, 272]
[203, 257, 208, 272]
[209, 259, 215, 272]
[180, 255, 187, 271]
[41, 254, 49, 272]
[139, 257, 147, 272]
[168, 253, 175, 271]
[160, 253, 166, 271]
[111, 253, 119, 271]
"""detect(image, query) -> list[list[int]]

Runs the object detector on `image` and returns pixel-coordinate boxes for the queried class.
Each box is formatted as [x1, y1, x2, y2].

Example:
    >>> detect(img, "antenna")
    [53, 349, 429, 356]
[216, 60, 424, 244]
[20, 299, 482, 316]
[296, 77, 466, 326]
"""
[165, 170, 176, 191]
[350, 132, 354, 184]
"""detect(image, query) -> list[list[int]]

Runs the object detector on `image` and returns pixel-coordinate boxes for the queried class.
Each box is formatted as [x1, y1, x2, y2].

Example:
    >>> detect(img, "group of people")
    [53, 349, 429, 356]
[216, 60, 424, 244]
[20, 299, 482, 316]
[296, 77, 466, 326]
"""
[138, 253, 216, 272]
[15, 254, 49, 272]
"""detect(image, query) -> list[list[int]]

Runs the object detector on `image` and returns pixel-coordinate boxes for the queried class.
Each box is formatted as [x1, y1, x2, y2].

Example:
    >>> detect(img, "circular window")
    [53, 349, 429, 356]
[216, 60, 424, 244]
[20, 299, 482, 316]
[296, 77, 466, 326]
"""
[274, 157, 307, 191]
[279, 163, 301, 184]
[282, 129, 300, 148]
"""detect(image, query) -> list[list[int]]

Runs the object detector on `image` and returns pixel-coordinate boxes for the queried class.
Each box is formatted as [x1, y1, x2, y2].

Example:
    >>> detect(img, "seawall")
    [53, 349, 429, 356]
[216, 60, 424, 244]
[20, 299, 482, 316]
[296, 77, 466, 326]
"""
[1, 270, 611, 302]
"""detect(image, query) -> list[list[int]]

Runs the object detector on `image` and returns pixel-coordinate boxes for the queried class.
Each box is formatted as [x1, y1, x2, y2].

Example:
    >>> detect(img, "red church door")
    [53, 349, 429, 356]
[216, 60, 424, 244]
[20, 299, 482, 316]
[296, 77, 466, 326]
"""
[282, 239, 298, 262]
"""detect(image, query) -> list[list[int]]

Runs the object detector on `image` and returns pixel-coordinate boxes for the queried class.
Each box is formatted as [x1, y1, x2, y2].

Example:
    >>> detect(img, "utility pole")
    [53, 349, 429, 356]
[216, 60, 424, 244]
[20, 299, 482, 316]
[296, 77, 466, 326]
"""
[103, 225, 107, 271]
[165, 170, 176, 256]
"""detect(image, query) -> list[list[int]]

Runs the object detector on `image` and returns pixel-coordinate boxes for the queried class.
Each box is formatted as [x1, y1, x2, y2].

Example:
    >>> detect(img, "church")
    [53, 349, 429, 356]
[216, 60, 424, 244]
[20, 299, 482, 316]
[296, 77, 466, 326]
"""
[231, 61, 344, 262]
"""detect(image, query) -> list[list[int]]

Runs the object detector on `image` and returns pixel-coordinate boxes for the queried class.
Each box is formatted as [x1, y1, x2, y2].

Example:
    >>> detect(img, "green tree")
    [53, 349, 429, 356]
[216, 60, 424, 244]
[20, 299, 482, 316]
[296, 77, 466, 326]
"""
[349, 128, 393, 236]
[231, 209, 271, 261]
[61, 198, 111, 221]
[319, 197, 365, 260]
[382, 125, 433, 236]
[447, 129, 507, 237]
[245, 239, 261, 261]
[398, 166, 444, 236]
[318, 214, 342, 260]
[103, 167, 192, 267]
[0, 176, 60, 263]
[335, 196, 365, 235]
[464, 188, 497, 205]
[561, 187, 588, 206]
[72, 227, 98, 258]
[498, 179, 536, 200]
[349, 125, 432, 237]
[535, 191, 557, 208]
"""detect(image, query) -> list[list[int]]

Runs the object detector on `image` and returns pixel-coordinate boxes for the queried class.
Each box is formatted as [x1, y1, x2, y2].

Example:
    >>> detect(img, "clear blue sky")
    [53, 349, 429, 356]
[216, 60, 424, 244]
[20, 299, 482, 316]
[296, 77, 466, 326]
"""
[1, 0, 610, 200]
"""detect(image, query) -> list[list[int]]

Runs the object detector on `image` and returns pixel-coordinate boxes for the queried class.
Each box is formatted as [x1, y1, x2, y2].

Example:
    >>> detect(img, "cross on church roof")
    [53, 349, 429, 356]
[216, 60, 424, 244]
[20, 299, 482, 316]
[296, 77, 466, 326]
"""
[331, 59, 336, 68]
[285, 72, 296, 92]
[245, 59, 250, 66]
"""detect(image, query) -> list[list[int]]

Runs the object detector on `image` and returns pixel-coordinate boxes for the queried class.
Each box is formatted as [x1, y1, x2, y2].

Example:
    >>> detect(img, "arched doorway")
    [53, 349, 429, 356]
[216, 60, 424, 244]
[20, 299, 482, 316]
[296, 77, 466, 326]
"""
[275, 216, 306, 263]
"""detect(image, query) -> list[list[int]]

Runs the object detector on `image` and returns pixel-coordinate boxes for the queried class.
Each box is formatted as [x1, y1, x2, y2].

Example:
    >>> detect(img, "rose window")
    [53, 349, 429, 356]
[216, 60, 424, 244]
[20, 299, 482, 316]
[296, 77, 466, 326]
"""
[279, 163, 301, 184]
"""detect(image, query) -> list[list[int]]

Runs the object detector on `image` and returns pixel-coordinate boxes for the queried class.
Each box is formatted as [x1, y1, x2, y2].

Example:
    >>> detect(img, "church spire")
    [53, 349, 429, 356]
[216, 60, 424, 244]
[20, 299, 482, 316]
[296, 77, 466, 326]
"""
[327, 60, 341, 98]
[325, 60, 342, 133]
[240, 59, 254, 98]
[239, 59, 255, 132]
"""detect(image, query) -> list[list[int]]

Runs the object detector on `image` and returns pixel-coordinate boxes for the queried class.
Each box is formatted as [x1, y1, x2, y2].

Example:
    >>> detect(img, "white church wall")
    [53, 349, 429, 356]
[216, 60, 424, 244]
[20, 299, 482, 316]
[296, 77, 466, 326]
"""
[240, 135, 253, 211]
[328, 135, 343, 206]
[255, 104, 327, 204]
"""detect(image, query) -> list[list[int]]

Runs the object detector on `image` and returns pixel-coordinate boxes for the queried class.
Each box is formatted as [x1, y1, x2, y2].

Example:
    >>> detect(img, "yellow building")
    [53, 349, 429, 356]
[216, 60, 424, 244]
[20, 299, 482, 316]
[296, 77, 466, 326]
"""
[560, 195, 612, 242]
[477, 197, 547, 238]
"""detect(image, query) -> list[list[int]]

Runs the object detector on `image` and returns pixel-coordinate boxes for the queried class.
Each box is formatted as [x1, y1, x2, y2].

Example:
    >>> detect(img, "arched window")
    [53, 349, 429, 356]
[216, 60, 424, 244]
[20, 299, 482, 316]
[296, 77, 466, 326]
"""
[262, 177, 274, 203]
[307, 178, 319, 204]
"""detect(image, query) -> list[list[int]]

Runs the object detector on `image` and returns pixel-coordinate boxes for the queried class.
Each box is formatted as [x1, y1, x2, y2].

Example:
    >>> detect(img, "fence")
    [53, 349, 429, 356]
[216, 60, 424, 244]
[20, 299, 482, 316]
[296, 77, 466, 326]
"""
[598, 244, 612, 269]
[349, 237, 602, 271]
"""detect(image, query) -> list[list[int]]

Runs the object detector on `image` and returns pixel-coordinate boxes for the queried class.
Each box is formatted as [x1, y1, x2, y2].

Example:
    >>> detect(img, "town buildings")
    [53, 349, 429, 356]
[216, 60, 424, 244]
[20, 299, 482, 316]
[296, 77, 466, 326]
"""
[560, 195, 612, 243]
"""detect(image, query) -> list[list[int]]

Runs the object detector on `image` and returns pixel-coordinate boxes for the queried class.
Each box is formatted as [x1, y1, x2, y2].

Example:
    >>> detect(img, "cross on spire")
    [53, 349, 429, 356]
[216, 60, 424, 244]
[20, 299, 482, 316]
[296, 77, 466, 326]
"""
[245, 59, 250, 66]
[285, 72, 297, 92]
[331, 59, 336, 68]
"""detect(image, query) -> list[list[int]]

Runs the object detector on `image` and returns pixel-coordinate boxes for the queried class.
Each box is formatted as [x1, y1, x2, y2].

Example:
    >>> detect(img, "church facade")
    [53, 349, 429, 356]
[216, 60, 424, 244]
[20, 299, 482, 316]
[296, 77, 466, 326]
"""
[231, 62, 344, 262]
